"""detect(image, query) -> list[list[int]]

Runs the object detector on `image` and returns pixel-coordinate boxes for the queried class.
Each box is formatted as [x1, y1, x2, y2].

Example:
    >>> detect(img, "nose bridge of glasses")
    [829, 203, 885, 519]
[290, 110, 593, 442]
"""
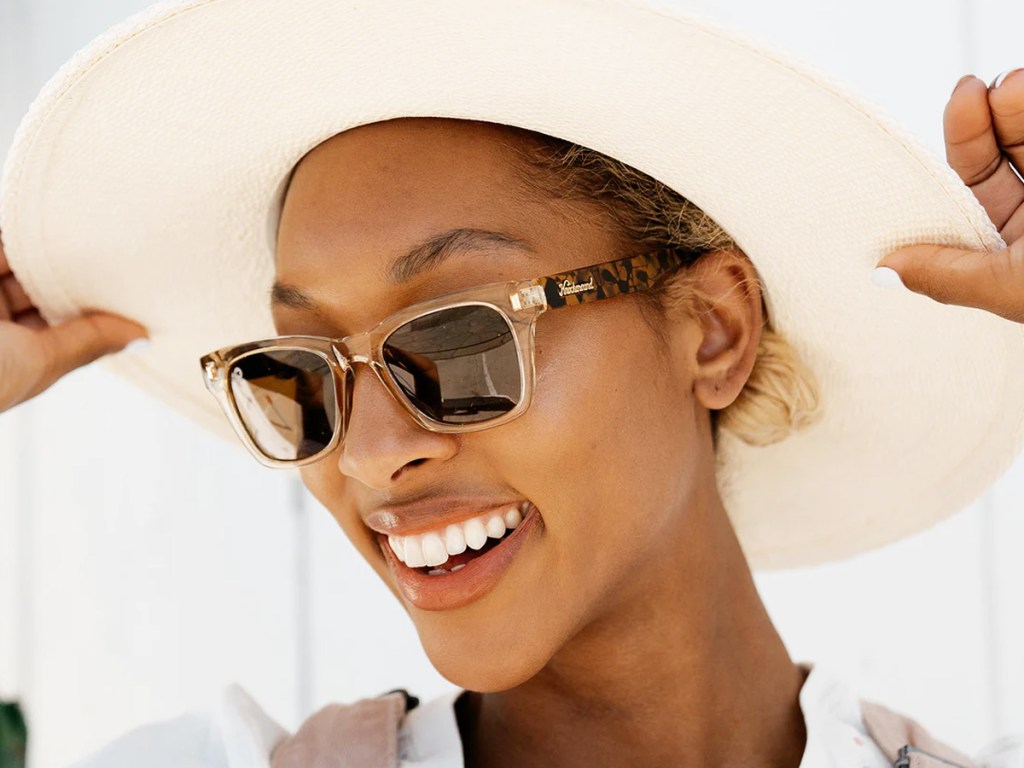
[329, 336, 390, 422]
[330, 331, 376, 371]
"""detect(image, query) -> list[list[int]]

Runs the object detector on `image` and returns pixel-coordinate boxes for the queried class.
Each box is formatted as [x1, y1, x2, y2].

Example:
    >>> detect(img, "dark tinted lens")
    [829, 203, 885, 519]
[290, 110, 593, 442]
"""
[383, 305, 521, 424]
[228, 349, 338, 461]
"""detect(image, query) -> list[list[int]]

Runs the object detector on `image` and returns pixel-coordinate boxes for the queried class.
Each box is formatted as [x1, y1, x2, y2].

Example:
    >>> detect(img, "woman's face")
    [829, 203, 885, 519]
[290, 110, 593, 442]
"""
[272, 117, 740, 692]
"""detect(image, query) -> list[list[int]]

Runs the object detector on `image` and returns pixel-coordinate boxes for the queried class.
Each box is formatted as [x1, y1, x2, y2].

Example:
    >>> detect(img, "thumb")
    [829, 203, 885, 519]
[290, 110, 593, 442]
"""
[875, 241, 1024, 323]
[38, 312, 149, 380]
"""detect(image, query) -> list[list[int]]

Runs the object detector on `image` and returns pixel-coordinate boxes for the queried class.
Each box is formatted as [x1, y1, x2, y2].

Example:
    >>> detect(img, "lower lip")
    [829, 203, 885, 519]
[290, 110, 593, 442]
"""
[378, 504, 541, 612]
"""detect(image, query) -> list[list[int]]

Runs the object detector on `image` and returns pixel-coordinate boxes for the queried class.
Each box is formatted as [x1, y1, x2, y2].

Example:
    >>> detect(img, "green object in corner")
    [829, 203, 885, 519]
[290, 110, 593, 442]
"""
[0, 701, 27, 768]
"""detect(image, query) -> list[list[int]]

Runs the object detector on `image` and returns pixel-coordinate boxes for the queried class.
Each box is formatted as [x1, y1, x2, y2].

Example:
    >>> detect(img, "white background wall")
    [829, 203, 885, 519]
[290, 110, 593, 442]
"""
[0, 1, 1022, 766]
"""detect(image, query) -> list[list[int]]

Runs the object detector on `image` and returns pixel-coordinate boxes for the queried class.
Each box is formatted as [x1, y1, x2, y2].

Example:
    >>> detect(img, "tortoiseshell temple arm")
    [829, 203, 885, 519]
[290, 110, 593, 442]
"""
[512, 247, 694, 311]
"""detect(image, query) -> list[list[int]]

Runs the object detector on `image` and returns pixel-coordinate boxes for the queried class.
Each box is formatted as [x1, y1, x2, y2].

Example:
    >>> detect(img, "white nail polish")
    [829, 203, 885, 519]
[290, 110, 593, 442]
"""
[123, 338, 151, 354]
[870, 267, 907, 291]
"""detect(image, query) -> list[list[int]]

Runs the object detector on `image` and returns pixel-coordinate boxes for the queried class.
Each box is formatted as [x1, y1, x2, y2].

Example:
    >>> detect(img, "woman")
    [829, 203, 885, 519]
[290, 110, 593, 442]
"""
[1, 2, 1022, 766]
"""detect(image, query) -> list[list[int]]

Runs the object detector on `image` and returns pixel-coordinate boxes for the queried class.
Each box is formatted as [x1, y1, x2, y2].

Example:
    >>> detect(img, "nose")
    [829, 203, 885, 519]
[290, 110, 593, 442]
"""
[335, 362, 459, 488]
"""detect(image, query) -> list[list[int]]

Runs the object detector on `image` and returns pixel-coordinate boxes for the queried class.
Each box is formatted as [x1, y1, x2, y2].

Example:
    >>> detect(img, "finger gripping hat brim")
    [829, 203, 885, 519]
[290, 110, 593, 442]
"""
[2, 0, 1023, 569]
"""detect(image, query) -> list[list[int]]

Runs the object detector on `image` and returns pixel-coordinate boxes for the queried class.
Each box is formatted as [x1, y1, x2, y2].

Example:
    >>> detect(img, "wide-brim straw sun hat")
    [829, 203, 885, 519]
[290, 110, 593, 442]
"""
[2, 0, 1023, 570]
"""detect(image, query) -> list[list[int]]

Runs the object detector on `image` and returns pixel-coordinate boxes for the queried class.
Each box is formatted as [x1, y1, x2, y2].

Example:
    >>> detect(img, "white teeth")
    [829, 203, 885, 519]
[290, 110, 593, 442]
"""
[421, 532, 449, 567]
[386, 504, 530, 566]
[388, 535, 405, 560]
[427, 562, 469, 576]
[403, 536, 426, 568]
[485, 513, 506, 538]
[444, 524, 467, 555]
[464, 518, 488, 550]
[503, 506, 523, 529]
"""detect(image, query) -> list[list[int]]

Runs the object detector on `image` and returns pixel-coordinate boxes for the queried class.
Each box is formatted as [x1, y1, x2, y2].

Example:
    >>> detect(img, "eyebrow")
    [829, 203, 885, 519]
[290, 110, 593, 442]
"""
[270, 227, 534, 314]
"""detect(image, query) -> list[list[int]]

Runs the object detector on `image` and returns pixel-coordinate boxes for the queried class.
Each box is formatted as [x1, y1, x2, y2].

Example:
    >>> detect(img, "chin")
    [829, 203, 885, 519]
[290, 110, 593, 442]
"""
[416, 620, 554, 692]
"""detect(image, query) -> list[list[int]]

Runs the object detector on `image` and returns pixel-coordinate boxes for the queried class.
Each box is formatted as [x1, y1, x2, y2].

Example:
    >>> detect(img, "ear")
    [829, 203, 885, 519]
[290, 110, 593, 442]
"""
[686, 248, 764, 410]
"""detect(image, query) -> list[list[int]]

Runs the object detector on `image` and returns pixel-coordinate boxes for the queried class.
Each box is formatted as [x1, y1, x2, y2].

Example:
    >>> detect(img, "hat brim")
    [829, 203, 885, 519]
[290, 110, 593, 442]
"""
[3, 0, 1022, 569]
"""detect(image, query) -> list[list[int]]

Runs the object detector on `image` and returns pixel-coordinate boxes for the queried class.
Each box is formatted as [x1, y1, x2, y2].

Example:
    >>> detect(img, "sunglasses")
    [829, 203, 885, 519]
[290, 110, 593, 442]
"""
[200, 247, 691, 468]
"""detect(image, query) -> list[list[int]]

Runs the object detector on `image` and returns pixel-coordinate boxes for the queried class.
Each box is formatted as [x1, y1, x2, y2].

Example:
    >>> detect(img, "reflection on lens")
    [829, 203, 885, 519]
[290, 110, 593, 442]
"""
[383, 305, 521, 424]
[228, 349, 337, 460]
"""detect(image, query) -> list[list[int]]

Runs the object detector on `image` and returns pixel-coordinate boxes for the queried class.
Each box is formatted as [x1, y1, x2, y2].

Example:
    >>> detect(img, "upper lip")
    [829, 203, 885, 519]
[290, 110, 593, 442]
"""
[363, 497, 531, 537]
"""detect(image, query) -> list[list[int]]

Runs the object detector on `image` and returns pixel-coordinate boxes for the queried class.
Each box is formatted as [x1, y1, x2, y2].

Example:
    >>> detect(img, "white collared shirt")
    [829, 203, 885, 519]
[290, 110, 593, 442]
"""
[69, 661, 1023, 767]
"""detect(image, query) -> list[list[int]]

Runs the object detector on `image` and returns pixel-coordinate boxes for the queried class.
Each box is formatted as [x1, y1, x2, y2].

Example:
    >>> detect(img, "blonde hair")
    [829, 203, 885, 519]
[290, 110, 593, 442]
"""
[505, 128, 822, 448]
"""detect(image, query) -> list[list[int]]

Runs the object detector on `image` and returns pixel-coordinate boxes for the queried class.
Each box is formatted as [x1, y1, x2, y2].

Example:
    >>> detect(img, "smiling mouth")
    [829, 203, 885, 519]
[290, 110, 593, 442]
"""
[377, 504, 542, 611]
[376, 501, 532, 572]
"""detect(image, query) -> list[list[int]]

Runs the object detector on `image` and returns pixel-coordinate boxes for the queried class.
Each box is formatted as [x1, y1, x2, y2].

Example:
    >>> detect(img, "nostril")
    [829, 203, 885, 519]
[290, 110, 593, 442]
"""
[392, 457, 428, 481]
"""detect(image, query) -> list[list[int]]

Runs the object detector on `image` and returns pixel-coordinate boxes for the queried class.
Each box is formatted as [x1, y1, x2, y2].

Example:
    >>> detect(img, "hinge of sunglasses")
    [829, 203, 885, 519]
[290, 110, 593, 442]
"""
[203, 359, 225, 392]
[510, 284, 547, 311]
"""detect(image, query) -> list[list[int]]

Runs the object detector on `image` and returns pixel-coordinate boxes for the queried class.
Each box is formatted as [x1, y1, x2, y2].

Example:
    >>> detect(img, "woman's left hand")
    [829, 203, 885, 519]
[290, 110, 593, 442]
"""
[874, 69, 1024, 324]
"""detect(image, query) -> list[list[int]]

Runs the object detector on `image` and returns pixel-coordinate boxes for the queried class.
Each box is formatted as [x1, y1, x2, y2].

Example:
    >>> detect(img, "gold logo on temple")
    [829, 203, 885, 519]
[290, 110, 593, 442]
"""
[557, 277, 596, 297]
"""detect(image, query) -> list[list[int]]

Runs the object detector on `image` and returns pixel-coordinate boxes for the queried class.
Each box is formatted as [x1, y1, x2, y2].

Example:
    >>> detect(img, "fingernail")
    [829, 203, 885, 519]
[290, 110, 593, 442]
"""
[990, 68, 1022, 90]
[952, 74, 976, 96]
[870, 267, 907, 291]
[123, 338, 151, 354]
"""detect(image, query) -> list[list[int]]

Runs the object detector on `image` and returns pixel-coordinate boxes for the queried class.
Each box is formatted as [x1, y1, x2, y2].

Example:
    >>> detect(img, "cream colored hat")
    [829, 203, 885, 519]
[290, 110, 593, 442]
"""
[2, 0, 1022, 570]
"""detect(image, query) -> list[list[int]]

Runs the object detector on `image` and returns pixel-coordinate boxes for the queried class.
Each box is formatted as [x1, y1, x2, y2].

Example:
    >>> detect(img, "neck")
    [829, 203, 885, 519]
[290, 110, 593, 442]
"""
[455, 487, 809, 768]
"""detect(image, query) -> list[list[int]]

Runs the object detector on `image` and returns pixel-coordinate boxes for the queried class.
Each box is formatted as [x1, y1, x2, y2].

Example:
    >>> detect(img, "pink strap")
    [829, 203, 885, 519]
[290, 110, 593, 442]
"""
[859, 697, 976, 767]
[270, 690, 407, 768]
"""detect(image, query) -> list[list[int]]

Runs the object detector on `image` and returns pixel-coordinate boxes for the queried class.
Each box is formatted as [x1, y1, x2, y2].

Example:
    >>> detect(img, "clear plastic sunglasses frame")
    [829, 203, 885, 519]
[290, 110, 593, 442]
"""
[200, 246, 689, 468]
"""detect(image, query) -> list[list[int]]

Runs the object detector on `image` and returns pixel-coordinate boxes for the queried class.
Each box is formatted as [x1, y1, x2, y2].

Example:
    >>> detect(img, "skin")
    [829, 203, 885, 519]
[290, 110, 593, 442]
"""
[0, 70, 1021, 766]
[273, 116, 807, 767]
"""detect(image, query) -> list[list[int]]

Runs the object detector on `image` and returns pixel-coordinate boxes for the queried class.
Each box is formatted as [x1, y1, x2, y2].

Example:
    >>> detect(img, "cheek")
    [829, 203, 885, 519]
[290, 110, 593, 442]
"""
[520, 308, 696, 545]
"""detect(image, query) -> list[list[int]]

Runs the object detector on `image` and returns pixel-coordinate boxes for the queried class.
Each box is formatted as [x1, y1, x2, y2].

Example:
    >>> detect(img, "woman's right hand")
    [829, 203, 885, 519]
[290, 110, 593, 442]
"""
[874, 70, 1024, 323]
[0, 227, 149, 413]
